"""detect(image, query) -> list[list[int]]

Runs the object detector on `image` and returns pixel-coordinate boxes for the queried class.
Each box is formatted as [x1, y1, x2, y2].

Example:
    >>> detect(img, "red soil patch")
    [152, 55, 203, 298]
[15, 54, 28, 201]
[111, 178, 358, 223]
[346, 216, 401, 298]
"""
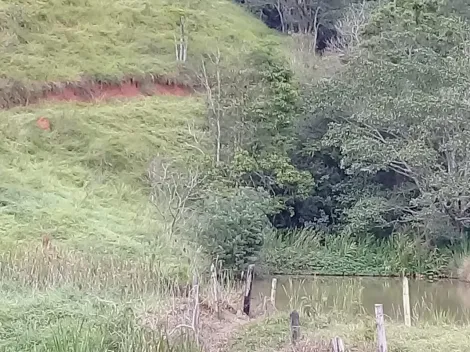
[36, 117, 51, 131]
[45, 80, 192, 104]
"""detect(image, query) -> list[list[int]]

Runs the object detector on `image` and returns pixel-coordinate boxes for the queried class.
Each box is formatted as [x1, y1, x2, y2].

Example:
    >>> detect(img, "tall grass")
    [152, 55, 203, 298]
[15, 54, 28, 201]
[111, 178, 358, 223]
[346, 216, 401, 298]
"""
[0, 96, 211, 350]
[263, 229, 455, 277]
[230, 307, 470, 352]
[0, 243, 194, 294]
[279, 278, 365, 320]
[43, 319, 200, 352]
[1, 298, 201, 352]
[230, 278, 470, 352]
[0, 240, 247, 351]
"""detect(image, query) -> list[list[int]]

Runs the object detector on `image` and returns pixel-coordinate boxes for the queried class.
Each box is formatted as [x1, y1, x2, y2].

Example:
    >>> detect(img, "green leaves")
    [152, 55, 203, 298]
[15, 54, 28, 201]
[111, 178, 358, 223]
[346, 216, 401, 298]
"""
[194, 187, 274, 271]
[306, 0, 470, 240]
[361, 0, 467, 60]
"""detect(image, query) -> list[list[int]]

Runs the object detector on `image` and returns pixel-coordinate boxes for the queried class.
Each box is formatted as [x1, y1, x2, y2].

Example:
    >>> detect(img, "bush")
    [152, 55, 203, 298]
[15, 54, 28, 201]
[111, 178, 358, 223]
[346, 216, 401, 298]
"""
[195, 187, 274, 272]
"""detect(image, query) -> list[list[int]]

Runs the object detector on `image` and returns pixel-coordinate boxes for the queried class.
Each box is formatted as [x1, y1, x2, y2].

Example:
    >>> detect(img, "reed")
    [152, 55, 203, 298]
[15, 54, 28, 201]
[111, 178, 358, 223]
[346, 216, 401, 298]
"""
[263, 230, 455, 277]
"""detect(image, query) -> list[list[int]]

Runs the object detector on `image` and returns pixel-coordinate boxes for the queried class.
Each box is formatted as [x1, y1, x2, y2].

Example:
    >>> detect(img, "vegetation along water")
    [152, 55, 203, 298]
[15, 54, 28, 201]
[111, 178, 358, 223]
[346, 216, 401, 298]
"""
[2, 0, 470, 351]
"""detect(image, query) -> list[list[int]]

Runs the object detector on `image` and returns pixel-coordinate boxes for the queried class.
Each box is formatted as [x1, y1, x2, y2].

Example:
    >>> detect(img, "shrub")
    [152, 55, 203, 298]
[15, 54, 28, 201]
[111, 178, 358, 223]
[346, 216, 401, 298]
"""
[194, 187, 274, 272]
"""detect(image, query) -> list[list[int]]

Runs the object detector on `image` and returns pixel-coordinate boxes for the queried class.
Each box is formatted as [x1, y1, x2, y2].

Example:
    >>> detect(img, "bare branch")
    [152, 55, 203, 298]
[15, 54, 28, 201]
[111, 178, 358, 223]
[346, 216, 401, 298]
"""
[147, 158, 204, 237]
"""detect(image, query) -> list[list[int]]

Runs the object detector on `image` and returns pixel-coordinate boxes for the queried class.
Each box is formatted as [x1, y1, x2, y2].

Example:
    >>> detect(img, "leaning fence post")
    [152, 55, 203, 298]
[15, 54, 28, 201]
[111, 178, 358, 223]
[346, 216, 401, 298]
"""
[331, 336, 345, 352]
[375, 304, 387, 352]
[402, 276, 411, 327]
[290, 310, 300, 345]
[270, 278, 277, 309]
[243, 264, 255, 316]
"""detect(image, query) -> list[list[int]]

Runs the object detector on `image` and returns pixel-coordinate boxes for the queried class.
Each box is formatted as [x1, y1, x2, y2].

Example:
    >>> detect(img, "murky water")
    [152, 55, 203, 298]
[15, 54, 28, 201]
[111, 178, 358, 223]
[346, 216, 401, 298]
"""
[252, 276, 470, 323]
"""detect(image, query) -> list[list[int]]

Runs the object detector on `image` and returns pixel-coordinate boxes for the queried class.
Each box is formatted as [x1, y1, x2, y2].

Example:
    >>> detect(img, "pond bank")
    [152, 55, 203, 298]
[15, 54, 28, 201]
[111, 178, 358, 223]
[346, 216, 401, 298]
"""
[230, 312, 470, 352]
[251, 275, 470, 324]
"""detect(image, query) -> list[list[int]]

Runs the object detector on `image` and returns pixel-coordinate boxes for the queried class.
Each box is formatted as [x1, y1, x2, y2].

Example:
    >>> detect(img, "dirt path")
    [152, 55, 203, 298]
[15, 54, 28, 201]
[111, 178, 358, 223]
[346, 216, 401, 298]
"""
[141, 298, 271, 352]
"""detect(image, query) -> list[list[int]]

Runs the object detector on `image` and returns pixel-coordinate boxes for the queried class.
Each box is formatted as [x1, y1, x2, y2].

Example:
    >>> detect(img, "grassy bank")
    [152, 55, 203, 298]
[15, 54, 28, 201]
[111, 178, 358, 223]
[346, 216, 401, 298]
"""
[230, 312, 470, 352]
[0, 244, 242, 351]
[1, 239, 181, 351]
[263, 231, 461, 278]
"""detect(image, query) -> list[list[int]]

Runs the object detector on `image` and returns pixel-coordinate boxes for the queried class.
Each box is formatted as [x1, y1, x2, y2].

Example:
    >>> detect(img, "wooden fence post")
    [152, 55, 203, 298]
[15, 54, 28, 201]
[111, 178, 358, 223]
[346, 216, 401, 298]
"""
[270, 278, 277, 309]
[290, 310, 300, 345]
[211, 263, 220, 319]
[402, 276, 411, 327]
[191, 273, 200, 344]
[375, 304, 387, 352]
[243, 264, 255, 316]
[331, 336, 345, 352]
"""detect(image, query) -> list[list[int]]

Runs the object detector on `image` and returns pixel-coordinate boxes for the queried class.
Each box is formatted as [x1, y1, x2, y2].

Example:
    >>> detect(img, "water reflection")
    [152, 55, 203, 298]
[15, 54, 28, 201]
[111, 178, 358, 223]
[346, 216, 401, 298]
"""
[252, 276, 470, 324]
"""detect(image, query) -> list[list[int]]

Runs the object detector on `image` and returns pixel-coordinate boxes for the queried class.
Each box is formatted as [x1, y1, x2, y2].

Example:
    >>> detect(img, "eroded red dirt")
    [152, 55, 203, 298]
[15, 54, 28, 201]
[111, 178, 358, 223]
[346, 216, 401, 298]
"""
[45, 80, 192, 103]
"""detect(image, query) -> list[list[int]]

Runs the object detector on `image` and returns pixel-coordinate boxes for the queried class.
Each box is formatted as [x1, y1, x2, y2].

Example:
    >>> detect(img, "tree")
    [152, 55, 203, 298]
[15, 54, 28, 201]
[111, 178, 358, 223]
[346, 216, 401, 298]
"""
[305, 0, 470, 243]
[199, 47, 315, 228]
[239, 0, 362, 33]
[194, 187, 275, 271]
[147, 157, 205, 237]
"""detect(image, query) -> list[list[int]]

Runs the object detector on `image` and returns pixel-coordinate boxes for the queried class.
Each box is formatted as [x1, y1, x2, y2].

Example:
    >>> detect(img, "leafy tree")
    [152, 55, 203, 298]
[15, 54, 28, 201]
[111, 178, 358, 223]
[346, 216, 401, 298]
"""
[194, 187, 275, 271]
[304, 0, 470, 243]
[201, 47, 315, 228]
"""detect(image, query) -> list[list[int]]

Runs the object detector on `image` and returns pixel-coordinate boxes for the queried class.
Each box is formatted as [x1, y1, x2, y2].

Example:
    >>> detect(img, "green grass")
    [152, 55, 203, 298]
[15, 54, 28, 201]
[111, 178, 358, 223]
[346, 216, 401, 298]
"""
[230, 313, 470, 352]
[0, 96, 207, 263]
[0, 0, 278, 82]
[0, 95, 212, 350]
[0, 283, 199, 351]
[0, 0, 292, 350]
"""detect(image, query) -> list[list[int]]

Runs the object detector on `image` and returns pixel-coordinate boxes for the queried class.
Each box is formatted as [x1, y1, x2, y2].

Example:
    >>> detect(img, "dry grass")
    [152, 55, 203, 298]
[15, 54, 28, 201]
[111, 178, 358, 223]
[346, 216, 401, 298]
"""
[458, 257, 470, 282]
[286, 33, 345, 85]
[0, 239, 195, 293]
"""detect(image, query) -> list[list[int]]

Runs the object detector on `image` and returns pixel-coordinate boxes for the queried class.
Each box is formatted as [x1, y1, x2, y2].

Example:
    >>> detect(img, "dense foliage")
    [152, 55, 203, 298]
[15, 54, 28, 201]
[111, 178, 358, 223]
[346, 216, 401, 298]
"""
[190, 0, 470, 276]
[195, 187, 274, 271]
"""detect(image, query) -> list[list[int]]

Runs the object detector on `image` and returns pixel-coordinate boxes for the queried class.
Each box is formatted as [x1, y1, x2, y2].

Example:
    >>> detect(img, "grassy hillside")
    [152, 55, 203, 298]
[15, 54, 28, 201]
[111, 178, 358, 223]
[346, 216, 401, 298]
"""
[0, 0, 288, 350]
[0, 0, 279, 267]
[0, 96, 207, 274]
[0, 0, 277, 83]
[0, 93, 211, 350]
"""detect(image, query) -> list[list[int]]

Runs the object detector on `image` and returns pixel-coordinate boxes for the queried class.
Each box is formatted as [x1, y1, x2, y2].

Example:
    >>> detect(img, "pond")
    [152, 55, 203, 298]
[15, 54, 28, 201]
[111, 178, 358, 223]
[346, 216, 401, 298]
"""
[252, 276, 470, 324]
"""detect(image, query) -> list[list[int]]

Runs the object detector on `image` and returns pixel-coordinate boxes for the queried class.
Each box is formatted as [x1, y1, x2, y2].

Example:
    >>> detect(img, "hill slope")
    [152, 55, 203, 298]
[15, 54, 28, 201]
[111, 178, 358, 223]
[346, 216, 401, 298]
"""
[0, 0, 279, 106]
[0, 1, 286, 349]
[0, 0, 283, 277]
